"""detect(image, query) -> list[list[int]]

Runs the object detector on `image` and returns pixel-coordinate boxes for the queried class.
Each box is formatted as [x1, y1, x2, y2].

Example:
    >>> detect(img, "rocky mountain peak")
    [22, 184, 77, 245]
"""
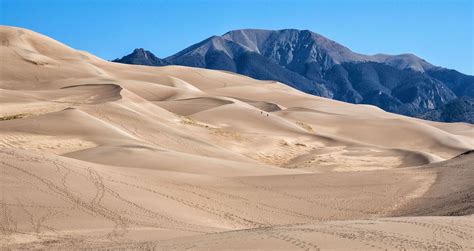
[113, 48, 168, 66]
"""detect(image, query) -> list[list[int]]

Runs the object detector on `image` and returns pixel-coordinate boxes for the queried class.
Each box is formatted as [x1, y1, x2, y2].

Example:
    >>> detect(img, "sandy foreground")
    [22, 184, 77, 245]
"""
[0, 26, 473, 250]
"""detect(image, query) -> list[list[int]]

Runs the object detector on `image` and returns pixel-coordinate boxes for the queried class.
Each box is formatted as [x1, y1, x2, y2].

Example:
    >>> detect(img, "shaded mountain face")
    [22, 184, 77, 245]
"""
[113, 48, 168, 66]
[421, 97, 474, 123]
[114, 29, 473, 123]
[426, 68, 474, 98]
[326, 62, 457, 116]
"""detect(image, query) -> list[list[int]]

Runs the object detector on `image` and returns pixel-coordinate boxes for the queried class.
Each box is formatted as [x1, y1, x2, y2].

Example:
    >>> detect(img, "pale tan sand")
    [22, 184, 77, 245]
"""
[153, 215, 474, 250]
[1, 148, 472, 249]
[0, 132, 97, 155]
[1, 26, 473, 249]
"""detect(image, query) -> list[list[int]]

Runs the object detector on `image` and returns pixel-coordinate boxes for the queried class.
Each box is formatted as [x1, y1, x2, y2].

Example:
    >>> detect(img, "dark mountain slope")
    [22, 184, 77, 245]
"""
[325, 62, 457, 116]
[421, 96, 474, 123]
[236, 52, 329, 96]
[426, 68, 474, 98]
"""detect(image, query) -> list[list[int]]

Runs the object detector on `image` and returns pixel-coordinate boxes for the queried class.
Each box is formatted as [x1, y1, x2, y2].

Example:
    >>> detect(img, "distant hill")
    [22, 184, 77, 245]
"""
[114, 29, 473, 123]
[113, 48, 168, 66]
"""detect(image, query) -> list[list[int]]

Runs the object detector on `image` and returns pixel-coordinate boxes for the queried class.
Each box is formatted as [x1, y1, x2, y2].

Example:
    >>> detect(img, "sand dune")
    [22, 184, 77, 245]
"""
[1, 26, 473, 249]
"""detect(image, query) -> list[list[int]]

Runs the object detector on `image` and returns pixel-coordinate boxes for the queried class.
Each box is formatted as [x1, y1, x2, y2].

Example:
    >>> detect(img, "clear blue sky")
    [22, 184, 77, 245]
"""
[1, 0, 473, 74]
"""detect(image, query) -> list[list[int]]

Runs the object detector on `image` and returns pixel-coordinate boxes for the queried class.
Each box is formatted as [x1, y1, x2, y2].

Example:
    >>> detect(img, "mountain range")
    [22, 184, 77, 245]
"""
[113, 29, 474, 123]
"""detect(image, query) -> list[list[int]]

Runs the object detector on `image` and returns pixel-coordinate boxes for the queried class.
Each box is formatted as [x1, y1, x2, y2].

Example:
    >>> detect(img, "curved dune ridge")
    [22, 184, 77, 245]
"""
[0, 26, 473, 249]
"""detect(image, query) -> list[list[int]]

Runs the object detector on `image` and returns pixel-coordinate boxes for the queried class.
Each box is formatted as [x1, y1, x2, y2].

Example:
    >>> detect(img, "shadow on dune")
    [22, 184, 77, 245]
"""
[393, 151, 474, 216]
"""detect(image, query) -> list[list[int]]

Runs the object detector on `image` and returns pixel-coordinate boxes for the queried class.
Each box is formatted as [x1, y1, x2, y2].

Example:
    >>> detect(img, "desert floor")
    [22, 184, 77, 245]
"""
[1, 26, 473, 250]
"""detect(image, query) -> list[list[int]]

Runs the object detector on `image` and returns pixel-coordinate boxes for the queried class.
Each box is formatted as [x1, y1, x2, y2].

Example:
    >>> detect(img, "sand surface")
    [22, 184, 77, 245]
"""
[1, 26, 473, 250]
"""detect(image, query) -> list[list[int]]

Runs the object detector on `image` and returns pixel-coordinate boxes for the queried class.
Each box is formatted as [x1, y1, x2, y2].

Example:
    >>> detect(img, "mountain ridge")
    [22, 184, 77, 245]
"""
[166, 29, 435, 72]
[113, 28, 473, 123]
